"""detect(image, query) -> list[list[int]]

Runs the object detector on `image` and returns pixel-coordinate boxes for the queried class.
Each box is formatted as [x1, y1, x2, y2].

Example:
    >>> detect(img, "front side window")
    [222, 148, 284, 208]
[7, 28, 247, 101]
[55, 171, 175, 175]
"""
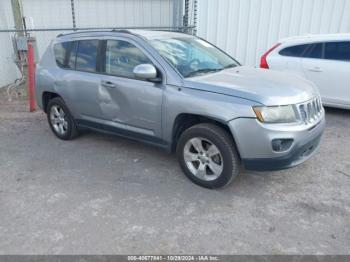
[279, 44, 309, 57]
[325, 41, 350, 61]
[149, 37, 239, 78]
[103, 40, 153, 78]
[76, 40, 99, 72]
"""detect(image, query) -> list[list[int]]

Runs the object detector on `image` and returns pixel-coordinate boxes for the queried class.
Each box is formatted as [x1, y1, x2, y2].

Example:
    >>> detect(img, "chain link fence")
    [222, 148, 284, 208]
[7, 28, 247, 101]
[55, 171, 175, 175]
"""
[0, 0, 197, 89]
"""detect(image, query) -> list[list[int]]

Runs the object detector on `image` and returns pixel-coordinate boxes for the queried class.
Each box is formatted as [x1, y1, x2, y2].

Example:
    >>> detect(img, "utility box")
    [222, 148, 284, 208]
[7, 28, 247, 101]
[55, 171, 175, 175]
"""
[15, 36, 28, 51]
[12, 36, 39, 64]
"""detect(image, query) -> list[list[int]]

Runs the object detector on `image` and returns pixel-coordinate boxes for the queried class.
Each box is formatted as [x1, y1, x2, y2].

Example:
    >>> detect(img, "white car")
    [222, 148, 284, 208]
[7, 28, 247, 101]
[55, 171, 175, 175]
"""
[260, 34, 350, 109]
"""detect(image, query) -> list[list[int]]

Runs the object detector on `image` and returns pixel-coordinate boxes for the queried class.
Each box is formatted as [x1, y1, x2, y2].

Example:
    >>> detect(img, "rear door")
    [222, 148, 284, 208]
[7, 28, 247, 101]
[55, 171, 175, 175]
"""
[65, 39, 106, 119]
[268, 44, 309, 76]
[300, 43, 324, 97]
[321, 41, 350, 106]
[302, 41, 350, 106]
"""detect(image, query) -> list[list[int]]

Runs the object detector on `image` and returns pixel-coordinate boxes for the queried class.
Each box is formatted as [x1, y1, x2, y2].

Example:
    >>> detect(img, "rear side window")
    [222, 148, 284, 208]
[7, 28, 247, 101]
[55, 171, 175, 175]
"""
[279, 44, 309, 57]
[54, 41, 75, 68]
[76, 40, 99, 72]
[325, 42, 350, 61]
[103, 40, 152, 78]
[303, 43, 323, 59]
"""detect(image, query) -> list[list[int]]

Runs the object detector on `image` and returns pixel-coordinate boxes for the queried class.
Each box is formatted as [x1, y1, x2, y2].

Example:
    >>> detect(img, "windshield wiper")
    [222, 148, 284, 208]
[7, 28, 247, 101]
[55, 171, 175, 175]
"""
[185, 68, 223, 78]
[224, 63, 237, 69]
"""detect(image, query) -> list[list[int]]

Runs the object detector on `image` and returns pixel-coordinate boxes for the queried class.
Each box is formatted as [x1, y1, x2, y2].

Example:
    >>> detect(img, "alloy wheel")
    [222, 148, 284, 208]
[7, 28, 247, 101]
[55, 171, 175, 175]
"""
[50, 105, 68, 135]
[183, 137, 224, 181]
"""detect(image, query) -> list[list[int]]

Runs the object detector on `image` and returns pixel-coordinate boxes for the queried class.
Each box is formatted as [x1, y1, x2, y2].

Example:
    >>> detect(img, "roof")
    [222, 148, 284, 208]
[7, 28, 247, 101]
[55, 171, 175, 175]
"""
[57, 29, 193, 41]
[279, 33, 350, 44]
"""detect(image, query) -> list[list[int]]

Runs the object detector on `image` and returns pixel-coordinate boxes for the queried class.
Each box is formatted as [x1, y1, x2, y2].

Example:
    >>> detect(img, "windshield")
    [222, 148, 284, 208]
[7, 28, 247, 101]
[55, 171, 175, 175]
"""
[149, 37, 239, 78]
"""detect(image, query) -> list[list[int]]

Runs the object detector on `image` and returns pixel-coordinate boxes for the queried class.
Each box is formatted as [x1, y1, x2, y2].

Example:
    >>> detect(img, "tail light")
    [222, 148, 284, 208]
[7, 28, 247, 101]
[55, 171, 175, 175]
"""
[260, 43, 281, 69]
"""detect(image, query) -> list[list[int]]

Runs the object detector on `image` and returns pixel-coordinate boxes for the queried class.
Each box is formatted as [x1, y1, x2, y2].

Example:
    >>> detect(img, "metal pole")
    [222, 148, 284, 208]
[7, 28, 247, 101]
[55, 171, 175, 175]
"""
[71, 0, 77, 30]
[10, 0, 24, 36]
[27, 41, 36, 112]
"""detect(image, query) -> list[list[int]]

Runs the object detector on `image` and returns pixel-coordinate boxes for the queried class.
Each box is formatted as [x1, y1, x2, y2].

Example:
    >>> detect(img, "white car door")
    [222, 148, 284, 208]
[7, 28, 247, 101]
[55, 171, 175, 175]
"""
[302, 41, 350, 108]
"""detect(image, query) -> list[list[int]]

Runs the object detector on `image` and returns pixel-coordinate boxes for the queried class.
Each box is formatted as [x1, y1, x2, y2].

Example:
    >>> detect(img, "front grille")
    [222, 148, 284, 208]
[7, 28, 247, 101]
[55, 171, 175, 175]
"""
[297, 97, 323, 124]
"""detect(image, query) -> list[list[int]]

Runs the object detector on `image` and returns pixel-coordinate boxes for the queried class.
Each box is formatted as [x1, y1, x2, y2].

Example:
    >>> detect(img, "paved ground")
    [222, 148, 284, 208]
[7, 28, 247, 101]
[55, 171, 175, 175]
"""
[0, 96, 349, 255]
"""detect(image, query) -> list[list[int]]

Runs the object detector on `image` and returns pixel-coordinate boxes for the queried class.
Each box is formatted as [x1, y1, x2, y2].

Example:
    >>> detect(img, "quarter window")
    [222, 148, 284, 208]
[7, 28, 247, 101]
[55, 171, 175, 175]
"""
[103, 40, 153, 78]
[53, 41, 75, 68]
[279, 44, 309, 57]
[324, 42, 350, 61]
[76, 40, 99, 72]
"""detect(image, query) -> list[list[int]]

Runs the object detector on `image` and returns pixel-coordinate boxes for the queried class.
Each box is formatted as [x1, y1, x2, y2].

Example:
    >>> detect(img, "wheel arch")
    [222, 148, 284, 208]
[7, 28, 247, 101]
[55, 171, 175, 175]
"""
[42, 92, 61, 113]
[171, 113, 241, 158]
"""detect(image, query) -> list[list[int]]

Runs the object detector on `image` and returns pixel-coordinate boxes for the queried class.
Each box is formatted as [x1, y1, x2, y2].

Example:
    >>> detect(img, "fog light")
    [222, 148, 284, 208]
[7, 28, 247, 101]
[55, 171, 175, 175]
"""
[272, 139, 293, 152]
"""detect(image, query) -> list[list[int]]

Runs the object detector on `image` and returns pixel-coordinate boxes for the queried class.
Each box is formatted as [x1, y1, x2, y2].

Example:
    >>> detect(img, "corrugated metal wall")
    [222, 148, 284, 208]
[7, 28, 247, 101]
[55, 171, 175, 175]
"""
[197, 0, 350, 67]
[74, 0, 178, 28]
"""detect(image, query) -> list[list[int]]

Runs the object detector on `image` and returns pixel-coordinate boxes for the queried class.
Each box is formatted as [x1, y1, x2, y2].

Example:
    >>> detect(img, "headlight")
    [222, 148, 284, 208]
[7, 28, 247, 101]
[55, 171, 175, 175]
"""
[253, 105, 297, 123]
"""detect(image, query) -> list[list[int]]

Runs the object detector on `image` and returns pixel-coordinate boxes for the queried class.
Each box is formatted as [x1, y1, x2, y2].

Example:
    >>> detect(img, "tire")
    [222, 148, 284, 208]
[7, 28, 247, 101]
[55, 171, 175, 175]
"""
[176, 123, 240, 189]
[46, 97, 79, 140]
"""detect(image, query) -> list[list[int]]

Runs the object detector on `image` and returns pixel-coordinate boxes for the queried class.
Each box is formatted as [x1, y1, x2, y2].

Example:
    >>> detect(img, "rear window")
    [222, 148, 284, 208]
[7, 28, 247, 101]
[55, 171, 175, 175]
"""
[75, 40, 99, 72]
[279, 44, 309, 57]
[324, 41, 350, 61]
[53, 41, 75, 68]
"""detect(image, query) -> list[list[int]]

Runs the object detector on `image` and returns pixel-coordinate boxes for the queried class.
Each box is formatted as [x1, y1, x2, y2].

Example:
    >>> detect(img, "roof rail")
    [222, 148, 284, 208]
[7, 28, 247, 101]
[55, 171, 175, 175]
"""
[55, 27, 192, 38]
[56, 30, 108, 38]
[56, 28, 136, 38]
[111, 29, 133, 34]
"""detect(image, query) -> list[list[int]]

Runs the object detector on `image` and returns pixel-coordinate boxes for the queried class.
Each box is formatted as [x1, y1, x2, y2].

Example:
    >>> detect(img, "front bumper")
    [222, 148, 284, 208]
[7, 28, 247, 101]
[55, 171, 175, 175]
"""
[228, 112, 325, 171]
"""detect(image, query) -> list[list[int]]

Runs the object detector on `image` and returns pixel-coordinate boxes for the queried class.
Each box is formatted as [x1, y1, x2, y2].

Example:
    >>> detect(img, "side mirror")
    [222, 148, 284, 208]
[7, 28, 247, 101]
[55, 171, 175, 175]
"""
[133, 64, 159, 81]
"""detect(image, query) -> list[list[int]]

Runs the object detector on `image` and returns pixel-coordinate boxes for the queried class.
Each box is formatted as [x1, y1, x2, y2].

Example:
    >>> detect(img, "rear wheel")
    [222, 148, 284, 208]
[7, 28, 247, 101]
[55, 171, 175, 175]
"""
[47, 97, 79, 140]
[177, 123, 240, 188]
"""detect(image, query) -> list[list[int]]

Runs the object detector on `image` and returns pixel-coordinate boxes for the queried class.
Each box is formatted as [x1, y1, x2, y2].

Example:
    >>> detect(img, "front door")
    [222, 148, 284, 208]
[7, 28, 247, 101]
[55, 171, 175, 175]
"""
[98, 38, 164, 138]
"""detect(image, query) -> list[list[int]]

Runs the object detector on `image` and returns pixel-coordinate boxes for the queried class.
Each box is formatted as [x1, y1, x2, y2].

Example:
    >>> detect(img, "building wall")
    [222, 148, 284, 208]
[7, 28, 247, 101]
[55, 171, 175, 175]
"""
[0, 1, 20, 88]
[197, 0, 350, 67]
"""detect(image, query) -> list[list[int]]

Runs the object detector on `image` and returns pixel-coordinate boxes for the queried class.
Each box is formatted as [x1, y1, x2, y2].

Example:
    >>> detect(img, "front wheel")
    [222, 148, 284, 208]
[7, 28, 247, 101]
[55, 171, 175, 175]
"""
[177, 123, 240, 189]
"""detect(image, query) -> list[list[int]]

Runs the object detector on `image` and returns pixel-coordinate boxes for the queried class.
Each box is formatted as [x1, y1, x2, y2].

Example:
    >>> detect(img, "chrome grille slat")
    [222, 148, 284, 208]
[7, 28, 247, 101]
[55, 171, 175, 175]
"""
[297, 97, 322, 124]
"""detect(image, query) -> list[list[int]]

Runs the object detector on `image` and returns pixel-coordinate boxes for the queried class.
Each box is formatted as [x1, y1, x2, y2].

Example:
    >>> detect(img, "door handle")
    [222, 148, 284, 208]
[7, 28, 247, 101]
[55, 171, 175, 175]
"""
[101, 80, 117, 88]
[308, 67, 322, 72]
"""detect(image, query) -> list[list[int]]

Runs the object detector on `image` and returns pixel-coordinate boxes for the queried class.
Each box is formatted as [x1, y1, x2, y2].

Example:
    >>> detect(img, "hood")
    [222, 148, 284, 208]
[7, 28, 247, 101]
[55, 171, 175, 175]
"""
[183, 66, 318, 105]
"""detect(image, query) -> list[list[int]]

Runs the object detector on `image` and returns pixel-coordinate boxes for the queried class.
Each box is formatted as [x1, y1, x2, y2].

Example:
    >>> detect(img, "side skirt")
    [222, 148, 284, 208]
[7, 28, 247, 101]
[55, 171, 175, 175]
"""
[76, 119, 171, 152]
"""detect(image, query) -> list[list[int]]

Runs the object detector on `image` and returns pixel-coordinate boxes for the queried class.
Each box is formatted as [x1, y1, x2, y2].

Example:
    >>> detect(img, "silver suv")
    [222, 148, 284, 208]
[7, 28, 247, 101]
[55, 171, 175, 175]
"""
[36, 30, 325, 188]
